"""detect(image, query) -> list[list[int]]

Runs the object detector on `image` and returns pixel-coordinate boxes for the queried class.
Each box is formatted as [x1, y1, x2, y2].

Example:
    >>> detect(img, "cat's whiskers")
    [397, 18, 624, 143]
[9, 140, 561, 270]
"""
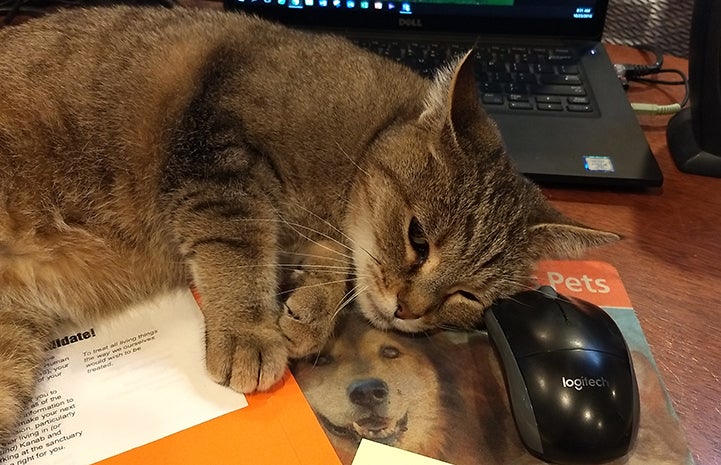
[336, 141, 371, 179]
[233, 262, 344, 271]
[276, 277, 357, 297]
[283, 200, 382, 266]
[280, 250, 349, 266]
[219, 215, 355, 263]
[278, 263, 351, 271]
[437, 324, 467, 331]
[331, 284, 368, 322]
[272, 211, 356, 262]
[305, 284, 369, 368]
[225, 263, 371, 280]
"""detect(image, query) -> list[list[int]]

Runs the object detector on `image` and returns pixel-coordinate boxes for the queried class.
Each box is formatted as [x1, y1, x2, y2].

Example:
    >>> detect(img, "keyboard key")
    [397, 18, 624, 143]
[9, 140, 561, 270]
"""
[485, 61, 506, 72]
[482, 93, 504, 105]
[532, 84, 587, 96]
[538, 103, 564, 111]
[480, 82, 503, 93]
[567, 104, 594, 112]
[533, 63, 555, 74]
[559, 64, 580, 74]
[505, 83, 529, 94]
[509, 101, 534, 110]
[548, 49, 575, 61]
[515, 72, 535, 83]
[540, 74, 583, 85]
[490, 72, 513, 83]
[510, 62, 531, 73]
[568, 96, 590, 104]
[508, 93, 530, 102]
[536, 95, 561, 104]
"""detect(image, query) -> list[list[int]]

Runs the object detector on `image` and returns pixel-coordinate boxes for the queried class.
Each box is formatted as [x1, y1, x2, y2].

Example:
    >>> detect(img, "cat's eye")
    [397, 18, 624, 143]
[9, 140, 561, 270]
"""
[408, 217, 429, 264]
[457, 290, 480, 303]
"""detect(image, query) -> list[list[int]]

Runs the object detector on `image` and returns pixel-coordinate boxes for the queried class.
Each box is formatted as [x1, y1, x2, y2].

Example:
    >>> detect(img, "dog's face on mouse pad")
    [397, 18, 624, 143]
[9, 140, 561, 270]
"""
[291, 311, 490, 464]
[291, 310, 692, 465]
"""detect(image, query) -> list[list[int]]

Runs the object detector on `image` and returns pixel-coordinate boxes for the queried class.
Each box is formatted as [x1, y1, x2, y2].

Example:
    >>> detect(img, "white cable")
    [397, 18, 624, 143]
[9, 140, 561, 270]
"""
[630, 102, 683, 115]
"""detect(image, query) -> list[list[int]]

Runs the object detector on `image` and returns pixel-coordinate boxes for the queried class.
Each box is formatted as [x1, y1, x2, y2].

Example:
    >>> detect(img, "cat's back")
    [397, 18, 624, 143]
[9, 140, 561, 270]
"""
[0, 6, 425, 187]
[0, 7, 267, 170]
[0, 8, 236, 188]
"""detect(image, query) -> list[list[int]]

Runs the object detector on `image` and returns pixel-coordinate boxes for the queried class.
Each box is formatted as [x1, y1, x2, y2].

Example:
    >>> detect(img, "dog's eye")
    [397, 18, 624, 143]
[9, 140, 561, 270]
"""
[315, 354, 334, 366]
[380, 345, 400, 359]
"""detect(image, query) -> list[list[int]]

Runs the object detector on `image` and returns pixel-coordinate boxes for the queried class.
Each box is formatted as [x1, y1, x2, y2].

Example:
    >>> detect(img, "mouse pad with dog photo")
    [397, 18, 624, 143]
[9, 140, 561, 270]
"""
[291, 261, 696, 465]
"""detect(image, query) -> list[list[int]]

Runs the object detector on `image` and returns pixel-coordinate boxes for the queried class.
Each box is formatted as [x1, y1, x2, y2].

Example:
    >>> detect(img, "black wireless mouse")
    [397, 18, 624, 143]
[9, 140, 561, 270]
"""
[485, 286, 639, 464]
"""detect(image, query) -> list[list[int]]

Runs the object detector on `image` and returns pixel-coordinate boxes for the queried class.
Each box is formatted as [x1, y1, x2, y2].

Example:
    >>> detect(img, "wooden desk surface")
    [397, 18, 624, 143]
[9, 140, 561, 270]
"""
[546, 45, 720, 465]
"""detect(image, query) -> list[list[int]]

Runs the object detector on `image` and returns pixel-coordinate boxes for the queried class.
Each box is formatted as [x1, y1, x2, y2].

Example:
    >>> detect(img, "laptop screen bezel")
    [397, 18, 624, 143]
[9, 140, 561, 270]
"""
[223, 0, 609, 41]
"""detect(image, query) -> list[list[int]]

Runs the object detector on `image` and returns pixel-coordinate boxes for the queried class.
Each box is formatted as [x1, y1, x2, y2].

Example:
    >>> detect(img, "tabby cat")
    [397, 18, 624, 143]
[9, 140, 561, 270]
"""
[0, 5, 618, 444]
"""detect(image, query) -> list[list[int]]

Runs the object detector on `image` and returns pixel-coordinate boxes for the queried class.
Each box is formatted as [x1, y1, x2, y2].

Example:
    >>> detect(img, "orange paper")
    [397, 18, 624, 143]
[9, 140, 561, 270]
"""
[97, 372, 341, 465]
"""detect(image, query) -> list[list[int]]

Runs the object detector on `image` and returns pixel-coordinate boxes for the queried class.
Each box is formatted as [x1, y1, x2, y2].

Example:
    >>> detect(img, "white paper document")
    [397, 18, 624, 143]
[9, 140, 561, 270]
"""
[0, 290, 247, 465]
[351, 439, 453, 465]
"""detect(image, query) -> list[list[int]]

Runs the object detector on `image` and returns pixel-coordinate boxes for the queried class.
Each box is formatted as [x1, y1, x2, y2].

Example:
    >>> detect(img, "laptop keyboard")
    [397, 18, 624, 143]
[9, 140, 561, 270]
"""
[353, 39, 595, 115]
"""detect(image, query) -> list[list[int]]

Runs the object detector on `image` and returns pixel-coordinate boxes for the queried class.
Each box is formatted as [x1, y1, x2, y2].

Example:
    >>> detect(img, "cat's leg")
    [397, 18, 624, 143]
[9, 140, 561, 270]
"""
[279, 241, 351, 358]
[172, 185, 289, 393]
[0, 299, 52, 446]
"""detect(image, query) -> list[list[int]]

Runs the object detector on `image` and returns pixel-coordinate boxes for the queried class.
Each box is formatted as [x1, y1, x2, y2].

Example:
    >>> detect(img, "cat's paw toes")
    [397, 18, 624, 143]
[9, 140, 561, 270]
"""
[279, 296, 332, 359]
[205, 328, 288, 393]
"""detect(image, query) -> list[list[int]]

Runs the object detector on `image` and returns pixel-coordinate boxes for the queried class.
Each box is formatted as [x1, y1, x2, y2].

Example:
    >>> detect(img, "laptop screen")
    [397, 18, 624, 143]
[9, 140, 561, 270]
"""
[223, 0, 609, 40]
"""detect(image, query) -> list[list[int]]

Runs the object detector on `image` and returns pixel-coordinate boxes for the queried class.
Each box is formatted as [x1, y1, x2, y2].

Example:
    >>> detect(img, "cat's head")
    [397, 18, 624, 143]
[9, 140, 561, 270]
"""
[346, 51, 618, 333]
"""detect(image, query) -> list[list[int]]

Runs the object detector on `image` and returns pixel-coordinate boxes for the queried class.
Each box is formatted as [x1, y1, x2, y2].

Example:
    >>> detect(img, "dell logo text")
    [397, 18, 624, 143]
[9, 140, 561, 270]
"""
[398, 18, 423, 27]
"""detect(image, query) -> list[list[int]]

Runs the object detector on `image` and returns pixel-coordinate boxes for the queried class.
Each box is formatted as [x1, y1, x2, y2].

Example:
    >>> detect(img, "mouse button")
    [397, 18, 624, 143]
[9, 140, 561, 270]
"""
[517, 350, 639, 463]
[559, 298, 629, 357]
[486, 294, 569, 357]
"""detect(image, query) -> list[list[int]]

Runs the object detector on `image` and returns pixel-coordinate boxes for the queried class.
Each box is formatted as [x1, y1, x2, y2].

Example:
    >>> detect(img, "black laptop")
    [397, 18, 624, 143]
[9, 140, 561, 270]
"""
[224, 0, 664, 188]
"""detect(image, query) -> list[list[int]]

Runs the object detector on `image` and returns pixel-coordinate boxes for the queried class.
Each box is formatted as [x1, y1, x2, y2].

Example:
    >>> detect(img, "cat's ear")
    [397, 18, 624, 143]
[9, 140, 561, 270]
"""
[420, 50, 501, 146]
[446, 49, 488, 138]
[527, 201, 620, 258]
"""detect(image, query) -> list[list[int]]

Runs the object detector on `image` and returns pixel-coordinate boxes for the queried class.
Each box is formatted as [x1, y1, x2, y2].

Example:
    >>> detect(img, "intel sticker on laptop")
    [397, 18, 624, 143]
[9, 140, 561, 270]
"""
[583, 155, 615, 173]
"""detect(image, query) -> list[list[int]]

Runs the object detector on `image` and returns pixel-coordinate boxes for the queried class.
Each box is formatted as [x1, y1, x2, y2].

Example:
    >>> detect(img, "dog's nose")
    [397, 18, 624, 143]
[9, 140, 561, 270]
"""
[348, 378, 389, 407]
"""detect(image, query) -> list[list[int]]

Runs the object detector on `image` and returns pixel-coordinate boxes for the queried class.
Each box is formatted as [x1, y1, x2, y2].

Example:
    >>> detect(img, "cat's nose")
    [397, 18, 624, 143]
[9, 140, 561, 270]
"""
[394, 302, 417, 320]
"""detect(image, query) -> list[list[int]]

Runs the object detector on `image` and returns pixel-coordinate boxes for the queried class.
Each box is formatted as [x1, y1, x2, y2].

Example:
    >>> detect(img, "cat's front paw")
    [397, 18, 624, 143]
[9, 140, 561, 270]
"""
[279, 270, 344, 358]
[204, 325, 288, 393]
